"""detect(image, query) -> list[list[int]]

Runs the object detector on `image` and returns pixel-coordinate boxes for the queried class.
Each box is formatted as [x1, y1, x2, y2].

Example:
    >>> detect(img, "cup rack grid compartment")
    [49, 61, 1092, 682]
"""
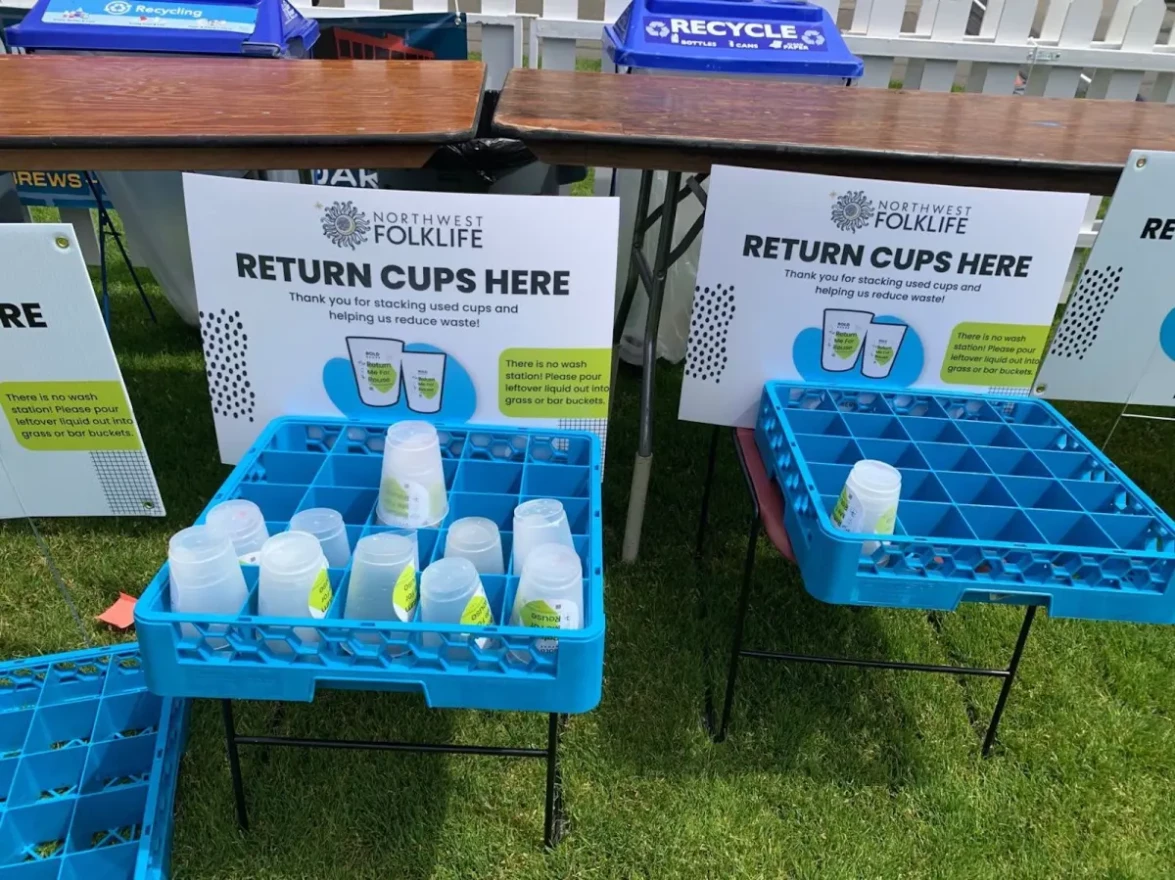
[755, 382, 1175, 622]
[135, 418, 605, 713]
[0, 645, 188, 880]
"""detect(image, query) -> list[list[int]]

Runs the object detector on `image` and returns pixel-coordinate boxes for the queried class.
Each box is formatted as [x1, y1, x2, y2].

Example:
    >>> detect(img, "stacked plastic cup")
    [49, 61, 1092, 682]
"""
[258, 531, 331, 648]
[512, 498, 575, 574]
[289, 507, 351, 568]
[444, 517, 505, 575]
[510, 543, 583, 657]
[377, 421, 449, 529]
[167, 525, 249, 641]
[346, 531, 418, 623]
[419, 556, 493, 650]
[205, 499, 270, 564]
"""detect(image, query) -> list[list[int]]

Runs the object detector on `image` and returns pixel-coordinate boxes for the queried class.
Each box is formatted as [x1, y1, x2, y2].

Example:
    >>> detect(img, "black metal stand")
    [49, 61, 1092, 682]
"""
[697, 425, 1037, 756]
[83, 173, 156, 329]
[220, 699, 567, 848]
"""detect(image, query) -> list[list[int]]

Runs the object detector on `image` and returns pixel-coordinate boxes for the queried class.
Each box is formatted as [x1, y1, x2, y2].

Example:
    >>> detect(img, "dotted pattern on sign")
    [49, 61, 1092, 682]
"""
[685, 283, 735, 384]
[90, 451, 164, 516]
[200, 308, 255, 422]
[1048, 265, 1122, 361]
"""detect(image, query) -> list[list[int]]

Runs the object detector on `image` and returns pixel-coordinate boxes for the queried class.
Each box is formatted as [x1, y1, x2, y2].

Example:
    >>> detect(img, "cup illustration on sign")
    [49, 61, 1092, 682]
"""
[861, 321, 909, 380]
[821, 309, 873, 372]
[403, 351, 447, 414]
[346, 337, 404, 407]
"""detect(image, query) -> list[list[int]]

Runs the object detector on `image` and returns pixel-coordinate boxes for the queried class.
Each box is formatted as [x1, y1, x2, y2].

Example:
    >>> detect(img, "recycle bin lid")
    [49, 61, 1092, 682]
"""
[603, 0, 863, 77]
[4, 0, 319, 58]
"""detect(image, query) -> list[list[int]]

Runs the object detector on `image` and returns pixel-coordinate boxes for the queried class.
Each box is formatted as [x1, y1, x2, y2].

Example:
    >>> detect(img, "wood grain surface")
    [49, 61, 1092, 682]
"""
[0, 56, 485, 170]
[495, 69, 1175, 193]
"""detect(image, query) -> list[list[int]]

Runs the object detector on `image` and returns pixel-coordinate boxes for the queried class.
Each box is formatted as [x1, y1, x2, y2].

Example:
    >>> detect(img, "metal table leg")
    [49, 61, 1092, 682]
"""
[621, 170, 682, 562]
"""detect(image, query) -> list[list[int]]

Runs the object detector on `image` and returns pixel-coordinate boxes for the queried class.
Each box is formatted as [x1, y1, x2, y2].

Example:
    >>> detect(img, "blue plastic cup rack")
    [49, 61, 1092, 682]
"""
[135, 417, 605, 713]
[754, 381, 1175, 623]
[0, 644, 188, 880]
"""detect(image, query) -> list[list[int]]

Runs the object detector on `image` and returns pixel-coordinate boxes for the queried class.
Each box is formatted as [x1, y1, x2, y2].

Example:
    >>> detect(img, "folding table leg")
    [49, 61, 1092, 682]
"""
[981, 604, 1036, 757]
[714, 512, 761, 743]
[611, 170, 655, 424]
[622, 170, 682, 563]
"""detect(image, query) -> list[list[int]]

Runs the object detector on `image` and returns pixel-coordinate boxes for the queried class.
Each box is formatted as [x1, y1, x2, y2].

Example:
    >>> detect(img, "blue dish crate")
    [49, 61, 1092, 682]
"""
[0, 644, 189, 880]
[135, 417, 605, 713]
[755, 381, 1175, 623]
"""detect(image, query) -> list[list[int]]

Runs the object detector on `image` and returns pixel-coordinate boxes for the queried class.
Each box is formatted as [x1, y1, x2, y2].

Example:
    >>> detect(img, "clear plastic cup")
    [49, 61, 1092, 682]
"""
[510, 543, 583, 657]
[444, 517, 504, 575]
[419, 556, 493, 650]
[205, 499, 269, 563]
[258, 531, 331, 647]
[346, 532, 418, 623]
[512, 498, 575, 575]
[168, 525, 249, 641]
[289, 507, 351, 568]
[377, 421, 449, 528]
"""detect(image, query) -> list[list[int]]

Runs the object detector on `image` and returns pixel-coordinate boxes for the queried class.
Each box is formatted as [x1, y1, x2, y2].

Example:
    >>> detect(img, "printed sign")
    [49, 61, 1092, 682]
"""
[642, 17, 827, 51]
[0, 224, 163, 518]
[1036, 150, 1175, 407]
[182, 175, 619, 464]
[679, 165, 1087, 428]
[11, 170, 110, 210]
[41, 0, 258, 32]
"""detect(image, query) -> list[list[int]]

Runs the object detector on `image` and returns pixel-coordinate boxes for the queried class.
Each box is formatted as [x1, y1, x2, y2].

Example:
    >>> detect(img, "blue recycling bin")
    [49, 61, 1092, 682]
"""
[3, 0, 318, 326]
[4, 0, 317, 56]
[604, 0, 861, 81]
[604, 0, 863, 366]
[600, 0, 862, 561]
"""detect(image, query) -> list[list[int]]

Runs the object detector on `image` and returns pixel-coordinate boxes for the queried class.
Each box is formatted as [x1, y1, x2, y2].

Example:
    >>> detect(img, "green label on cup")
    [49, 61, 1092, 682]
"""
[367, 362, 397, 393]
[832, 331, 859, 359]
[381, 478, 410, 519]
[831, 487, 850, 526]
[873, 345, 894, 366]
[875, 506, 897, 535]
[308, 569, 332, 619]
[460, 593, 493, 627]
[520, 600, 560, 629]
[417, 377, 440, 400]
[393, 565, 417, 621]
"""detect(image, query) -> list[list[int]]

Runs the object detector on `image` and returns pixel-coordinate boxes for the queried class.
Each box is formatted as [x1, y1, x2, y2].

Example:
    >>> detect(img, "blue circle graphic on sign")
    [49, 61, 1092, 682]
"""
[1160, 308, 1175, 362]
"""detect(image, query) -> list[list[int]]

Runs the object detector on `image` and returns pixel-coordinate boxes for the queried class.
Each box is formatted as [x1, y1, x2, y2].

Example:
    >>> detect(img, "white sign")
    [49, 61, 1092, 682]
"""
[678, 166, 1088, 427]
[1036, 150, 1175, 407]
[0, 224, 163, 518]
[182, 175, 619, 463]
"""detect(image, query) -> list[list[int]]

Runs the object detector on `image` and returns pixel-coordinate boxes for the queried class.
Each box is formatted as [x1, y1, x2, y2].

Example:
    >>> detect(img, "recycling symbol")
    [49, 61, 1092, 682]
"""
[801, 28, 825, 45]
[645, 20, 669, 37]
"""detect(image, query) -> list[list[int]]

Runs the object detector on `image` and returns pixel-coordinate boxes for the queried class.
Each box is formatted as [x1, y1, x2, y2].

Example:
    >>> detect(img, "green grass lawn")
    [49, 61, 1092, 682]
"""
[4, 212, 1175, 878]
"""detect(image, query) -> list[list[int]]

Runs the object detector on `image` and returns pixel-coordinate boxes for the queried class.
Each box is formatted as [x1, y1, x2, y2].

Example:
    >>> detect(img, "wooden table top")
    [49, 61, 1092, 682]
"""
[0, 56, 486, 171]
[495, 69, 1175, 193]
